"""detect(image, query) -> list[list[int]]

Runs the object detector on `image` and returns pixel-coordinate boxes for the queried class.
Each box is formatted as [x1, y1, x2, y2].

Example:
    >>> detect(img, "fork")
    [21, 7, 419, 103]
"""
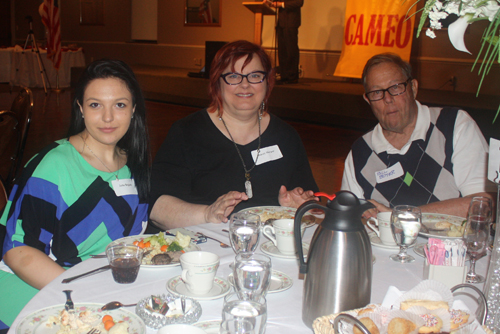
[196, 232, 231, 248]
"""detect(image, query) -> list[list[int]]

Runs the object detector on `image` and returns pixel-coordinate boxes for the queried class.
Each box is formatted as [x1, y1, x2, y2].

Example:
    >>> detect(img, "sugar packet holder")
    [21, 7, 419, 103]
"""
[423, 259, 467, 288]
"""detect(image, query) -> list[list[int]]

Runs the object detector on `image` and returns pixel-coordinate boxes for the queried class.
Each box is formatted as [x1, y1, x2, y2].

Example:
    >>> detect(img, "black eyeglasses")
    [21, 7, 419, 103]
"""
[220, 71, 267, 85]
[365, 79, 412, 102]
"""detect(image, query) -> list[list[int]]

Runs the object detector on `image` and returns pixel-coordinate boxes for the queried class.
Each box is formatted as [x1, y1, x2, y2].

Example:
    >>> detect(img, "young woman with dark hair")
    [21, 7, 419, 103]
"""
[0, 59, 150, 328]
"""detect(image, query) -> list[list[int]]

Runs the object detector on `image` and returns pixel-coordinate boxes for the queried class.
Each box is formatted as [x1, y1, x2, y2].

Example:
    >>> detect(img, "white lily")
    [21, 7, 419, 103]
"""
[448, 15, 473, 54]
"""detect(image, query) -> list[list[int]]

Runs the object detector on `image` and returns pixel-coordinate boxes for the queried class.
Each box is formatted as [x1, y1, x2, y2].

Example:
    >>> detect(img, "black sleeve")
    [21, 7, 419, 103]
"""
[148, 122, 192, 215]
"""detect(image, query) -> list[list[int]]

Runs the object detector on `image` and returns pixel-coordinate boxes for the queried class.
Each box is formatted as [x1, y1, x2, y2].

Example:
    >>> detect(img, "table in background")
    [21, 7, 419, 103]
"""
[0, 48, 14, 83]
[8, 224, 490, 334]
[8, 45, 85, 89]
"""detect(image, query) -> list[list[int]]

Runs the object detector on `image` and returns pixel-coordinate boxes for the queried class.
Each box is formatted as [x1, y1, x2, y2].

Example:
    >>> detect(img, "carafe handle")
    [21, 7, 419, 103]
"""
[294, 200, 326, 274]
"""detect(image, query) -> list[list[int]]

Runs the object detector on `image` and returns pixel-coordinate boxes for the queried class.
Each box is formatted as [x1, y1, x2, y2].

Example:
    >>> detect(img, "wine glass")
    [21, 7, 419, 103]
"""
[222, 292, 267, 334]
[463, 196, 492, 283]
[390, 205, 422, 263]
[233, 253, 272, 301]
[229, 212, 261, 254]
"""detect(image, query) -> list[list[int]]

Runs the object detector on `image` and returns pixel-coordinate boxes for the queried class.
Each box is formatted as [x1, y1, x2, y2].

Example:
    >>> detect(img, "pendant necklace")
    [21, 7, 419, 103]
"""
[219, 112, 262, 198]
[81, 134, 119, 180]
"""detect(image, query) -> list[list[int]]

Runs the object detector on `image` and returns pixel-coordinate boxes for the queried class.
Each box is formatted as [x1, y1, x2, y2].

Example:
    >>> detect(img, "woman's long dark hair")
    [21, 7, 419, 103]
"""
[68, 59, 150, 201]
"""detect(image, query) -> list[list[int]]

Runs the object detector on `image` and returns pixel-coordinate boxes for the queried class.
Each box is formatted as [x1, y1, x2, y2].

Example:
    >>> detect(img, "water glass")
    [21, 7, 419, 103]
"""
[220, 319, 255, 334]
[390, 205, 422, 263]
[222, 292, 267, 334]
[229, 212, 261, 254]
[106, 244, 143, 284]
[464, 196, 492, 283]
[233, 253, 272, 301]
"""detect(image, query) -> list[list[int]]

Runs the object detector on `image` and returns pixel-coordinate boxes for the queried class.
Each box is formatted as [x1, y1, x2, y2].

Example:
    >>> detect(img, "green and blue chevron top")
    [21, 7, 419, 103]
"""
[1, 139, 147, 267]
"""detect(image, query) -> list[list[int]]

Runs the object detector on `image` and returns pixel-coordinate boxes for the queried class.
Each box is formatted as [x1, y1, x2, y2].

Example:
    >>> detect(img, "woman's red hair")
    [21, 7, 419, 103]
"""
[208, 40, 275, 116]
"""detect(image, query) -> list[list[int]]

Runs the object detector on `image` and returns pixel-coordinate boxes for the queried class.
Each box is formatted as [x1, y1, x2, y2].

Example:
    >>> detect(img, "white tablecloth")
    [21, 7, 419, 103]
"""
[8, 223, 489, 334]
[8, 45, 85, 88]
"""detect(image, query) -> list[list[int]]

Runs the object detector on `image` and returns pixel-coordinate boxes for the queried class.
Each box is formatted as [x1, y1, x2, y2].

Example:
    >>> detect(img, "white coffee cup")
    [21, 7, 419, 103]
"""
[262, 219, 305, 255]
[367, 212, 396, 246]
[180, 251, 220, 295]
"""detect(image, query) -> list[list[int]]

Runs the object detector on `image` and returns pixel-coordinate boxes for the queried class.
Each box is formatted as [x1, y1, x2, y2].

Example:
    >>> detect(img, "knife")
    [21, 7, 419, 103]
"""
[62, 265, 111, 284]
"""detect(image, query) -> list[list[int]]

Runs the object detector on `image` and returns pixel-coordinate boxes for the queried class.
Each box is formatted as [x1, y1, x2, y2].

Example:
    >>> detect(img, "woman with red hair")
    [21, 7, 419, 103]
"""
[148, 40, 318, 230]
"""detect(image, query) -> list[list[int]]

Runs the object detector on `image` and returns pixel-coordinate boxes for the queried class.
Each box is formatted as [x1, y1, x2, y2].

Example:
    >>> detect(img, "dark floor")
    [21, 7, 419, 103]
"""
[0, 85, 363, 196]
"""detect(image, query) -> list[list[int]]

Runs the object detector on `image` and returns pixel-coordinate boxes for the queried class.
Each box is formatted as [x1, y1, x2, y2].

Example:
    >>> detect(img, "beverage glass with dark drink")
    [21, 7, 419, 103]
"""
[106, 244, 143, 284]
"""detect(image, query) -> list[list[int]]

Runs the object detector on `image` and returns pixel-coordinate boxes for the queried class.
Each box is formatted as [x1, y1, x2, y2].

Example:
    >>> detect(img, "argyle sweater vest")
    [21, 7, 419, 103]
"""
[351, 107, 460, 208]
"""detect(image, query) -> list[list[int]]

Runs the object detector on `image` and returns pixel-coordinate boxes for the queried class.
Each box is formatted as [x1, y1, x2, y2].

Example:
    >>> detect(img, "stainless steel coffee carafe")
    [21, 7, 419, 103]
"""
[294, 191, 374, 328]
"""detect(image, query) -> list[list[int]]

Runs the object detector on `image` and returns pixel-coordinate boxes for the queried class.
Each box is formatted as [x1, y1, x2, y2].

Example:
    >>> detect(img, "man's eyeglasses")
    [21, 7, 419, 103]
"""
[365, 78, 412, 102]
[220, 71, 267, 85]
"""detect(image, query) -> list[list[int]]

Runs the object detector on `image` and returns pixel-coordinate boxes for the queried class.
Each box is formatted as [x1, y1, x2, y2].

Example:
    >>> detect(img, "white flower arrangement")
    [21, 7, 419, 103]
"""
[410, 0, 500, 119]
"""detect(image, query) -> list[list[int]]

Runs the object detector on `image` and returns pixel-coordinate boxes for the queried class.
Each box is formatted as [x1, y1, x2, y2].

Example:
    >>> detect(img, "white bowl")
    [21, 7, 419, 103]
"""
[158, 324, 207, 334]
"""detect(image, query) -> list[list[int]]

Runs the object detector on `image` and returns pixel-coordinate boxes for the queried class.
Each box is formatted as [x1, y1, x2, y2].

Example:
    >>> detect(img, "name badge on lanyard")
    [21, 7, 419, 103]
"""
[375, 162, 404, 184]
[252, 145, 283, 165]
[112, 178, 138, 196]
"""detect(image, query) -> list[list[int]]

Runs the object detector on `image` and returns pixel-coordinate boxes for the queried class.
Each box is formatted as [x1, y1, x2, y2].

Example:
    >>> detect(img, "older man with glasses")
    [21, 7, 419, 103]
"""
[341, 53, 495, 218]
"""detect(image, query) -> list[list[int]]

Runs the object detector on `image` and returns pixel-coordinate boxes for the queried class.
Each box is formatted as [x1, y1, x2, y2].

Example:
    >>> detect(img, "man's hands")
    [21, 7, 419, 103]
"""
[278, 185, 318, 208]
[204, 191, 249, 224]
[362, 199, 391, 219]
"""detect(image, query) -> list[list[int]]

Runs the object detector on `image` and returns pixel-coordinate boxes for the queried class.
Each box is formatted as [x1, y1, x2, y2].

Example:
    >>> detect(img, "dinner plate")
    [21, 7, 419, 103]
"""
[166, 276, 231, 301]
[418, 213, 466, 239]
[193, 320, 221, 333]
[260, 240, 310, 259]
[368, 231, 415, 250]
[238, 206, 320, 228]
[227, 269, 293, 293]
[107, 234, 201, 268]
[16, 303, 145, 334]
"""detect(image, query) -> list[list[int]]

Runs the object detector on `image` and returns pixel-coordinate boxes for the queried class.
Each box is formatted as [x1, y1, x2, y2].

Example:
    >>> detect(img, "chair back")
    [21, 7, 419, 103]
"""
[9, 86, 33, 186]
[0, 143, 10, 260]
[0, 110, 21, 193]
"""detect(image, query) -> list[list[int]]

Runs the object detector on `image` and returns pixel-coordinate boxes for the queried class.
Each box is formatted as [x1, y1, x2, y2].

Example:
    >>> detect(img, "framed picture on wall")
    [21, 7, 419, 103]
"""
[80, 0, 104, 25]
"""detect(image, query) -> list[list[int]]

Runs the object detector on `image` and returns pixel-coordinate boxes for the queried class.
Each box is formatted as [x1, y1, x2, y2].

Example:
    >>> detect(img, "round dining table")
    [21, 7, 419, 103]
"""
[8, 222, 490, 334]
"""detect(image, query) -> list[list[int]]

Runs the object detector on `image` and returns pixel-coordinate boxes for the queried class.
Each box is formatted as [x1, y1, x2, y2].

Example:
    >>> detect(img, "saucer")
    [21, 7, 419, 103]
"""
[260, 241, 309, 259]
[227, 269, 293, 293]
[166, 276, 231, 301]
[193, 320, 221, 333]
[368, 231, 415, 250]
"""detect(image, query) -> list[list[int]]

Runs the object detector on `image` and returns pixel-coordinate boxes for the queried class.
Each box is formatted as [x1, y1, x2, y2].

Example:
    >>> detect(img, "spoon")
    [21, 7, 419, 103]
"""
[100, 301, 137, 311]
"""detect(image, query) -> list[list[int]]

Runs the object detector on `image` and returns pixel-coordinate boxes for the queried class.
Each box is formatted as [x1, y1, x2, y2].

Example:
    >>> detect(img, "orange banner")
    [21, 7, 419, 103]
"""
[334, 0, 416, 78]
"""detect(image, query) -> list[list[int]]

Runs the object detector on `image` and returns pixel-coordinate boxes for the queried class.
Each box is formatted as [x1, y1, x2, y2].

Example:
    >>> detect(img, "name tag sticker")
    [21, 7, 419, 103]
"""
[252, 145, 283, 166]
[112, 178, 138, 197]
[375, 162, 404, 184]
[488, 138, 500, 183]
